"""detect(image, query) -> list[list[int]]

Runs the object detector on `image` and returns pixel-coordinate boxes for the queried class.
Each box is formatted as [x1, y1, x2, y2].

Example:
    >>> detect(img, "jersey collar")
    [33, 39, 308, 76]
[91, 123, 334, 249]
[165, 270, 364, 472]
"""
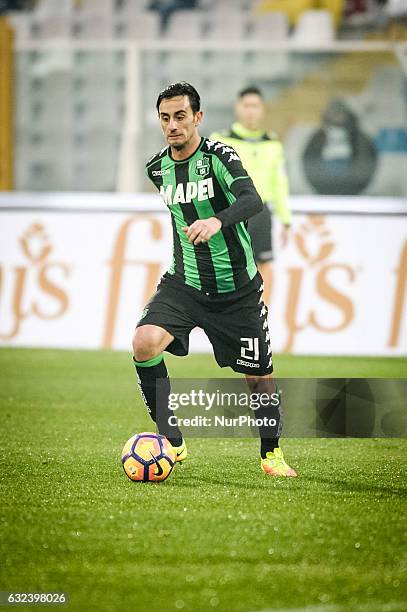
[168, 136, 205, 162]
[231, 122, 266, 142]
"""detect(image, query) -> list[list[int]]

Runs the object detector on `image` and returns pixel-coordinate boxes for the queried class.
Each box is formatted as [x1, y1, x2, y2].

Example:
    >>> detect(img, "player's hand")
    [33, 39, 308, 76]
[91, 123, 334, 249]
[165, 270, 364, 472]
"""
[281, 224, 291, 249]
[182, 217, 222, 245]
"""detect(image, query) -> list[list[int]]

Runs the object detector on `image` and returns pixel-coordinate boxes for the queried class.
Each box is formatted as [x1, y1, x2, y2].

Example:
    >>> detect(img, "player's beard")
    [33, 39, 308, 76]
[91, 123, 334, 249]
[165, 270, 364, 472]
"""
[168, 131, 191, 151]
[168, 137, 186, 151]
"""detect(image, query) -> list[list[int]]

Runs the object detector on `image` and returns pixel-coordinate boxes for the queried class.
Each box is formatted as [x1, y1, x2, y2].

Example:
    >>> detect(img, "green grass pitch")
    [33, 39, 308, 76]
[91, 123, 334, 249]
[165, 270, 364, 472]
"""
[0, 348, 406, 612]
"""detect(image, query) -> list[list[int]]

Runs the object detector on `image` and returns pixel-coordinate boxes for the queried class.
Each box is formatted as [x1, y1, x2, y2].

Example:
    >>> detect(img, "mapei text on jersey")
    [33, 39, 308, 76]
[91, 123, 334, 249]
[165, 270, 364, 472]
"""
[159, 178, 215, 206]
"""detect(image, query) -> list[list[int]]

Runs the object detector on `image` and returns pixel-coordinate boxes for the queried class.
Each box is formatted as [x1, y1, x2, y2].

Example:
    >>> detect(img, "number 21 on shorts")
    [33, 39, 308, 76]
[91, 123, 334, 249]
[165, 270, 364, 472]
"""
[240, 337, 259, 361]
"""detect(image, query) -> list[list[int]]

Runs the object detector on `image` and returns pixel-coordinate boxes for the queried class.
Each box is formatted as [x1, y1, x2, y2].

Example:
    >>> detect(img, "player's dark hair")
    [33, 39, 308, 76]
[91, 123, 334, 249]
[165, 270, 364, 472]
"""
[156, 82, 201, 114]
[238, 86, 263, 99]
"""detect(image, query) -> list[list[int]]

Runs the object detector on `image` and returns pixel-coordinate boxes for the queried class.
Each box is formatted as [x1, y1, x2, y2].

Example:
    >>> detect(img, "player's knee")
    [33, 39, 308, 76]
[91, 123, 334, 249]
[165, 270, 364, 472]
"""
[245, 374, 275, 393]
[132, 326, 162, 362]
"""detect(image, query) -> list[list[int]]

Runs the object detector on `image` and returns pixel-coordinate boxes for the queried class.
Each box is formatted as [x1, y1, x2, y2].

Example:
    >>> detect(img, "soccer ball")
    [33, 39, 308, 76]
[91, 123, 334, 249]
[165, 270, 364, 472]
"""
[121, 432, 176, 483]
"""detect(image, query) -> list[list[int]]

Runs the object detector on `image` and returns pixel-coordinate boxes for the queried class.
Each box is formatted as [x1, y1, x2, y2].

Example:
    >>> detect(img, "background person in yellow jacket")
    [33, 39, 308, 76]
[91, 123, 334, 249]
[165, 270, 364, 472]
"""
[210, 86, 291, 304]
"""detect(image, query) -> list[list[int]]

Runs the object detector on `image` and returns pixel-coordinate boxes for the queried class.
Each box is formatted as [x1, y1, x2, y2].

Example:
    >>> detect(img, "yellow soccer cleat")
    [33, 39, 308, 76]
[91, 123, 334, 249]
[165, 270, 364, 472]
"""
[261, 447, 297, 477]
[172, 439, 188, 463]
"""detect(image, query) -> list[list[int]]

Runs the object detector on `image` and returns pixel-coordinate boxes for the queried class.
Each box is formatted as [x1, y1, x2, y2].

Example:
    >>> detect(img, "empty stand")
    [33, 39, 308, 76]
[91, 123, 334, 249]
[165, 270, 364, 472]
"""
[249, 11, 289, 41]
[292, 9, 335, 43]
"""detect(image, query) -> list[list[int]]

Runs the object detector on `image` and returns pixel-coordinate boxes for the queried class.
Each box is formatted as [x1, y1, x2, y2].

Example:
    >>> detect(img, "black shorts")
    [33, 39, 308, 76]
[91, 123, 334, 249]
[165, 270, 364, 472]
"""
[136, 273, 273, 376]
[247, 204, 273, 263]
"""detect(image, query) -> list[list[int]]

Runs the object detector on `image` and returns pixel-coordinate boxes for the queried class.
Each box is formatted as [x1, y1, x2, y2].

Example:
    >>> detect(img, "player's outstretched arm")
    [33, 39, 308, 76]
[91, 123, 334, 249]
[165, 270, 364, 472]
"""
[214, 178, 263, 228]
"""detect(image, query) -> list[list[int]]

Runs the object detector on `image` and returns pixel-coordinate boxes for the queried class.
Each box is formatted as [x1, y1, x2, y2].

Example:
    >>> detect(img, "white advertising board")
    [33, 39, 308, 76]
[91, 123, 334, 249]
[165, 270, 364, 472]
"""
[0, 194, 406, 355]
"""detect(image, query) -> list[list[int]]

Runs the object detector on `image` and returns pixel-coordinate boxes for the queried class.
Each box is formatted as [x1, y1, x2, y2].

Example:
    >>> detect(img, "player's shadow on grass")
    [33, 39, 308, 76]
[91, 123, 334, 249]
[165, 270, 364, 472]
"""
[171, 474, 295, 490]
[301, 474, 407, 497]
[172, 473, 407, 495]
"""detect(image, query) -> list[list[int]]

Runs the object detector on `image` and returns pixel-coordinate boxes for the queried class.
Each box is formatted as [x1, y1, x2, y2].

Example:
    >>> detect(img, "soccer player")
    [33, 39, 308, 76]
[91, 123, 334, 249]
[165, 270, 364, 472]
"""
[132, 82, 296, 477]
[210, 86, 291, 305]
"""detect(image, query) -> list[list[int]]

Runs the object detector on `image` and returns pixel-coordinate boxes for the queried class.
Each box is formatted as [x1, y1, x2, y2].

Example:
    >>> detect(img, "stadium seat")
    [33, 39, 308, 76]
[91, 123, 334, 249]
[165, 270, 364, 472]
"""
[72, 17, 113, 39]
[78, 0, 114, 15]
[253, 0, 314, 25]
[164, 9, 205, 40]
[199, 0, 255, 9]
[117, 10, 160, 40]
[32, 15, 72, 38]
[120, 0, 151, 11]
[71, 0, 115, 39]
[164, 52, 203, 86]
[6, 11, 33, 40]
[249, 10, 289, 40]
[203, 72, 244, 107]
[73, 50, 123, 79]
[243, 49, 288, 80]
[211, 0, 251, 13]
[197, 0, 215, 9]
[33, 0, 72, 16]
[387, 0, 407, 17]
[29, 0, 73, 38]
[162, 11, 205, 75]
[292, 9, 335, 43]
[205, 12, 248, 40]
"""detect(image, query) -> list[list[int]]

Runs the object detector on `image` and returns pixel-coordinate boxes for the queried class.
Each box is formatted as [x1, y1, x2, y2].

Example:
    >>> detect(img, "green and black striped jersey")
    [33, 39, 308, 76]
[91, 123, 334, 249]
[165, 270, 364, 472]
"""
[146, 136, 258, 294]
